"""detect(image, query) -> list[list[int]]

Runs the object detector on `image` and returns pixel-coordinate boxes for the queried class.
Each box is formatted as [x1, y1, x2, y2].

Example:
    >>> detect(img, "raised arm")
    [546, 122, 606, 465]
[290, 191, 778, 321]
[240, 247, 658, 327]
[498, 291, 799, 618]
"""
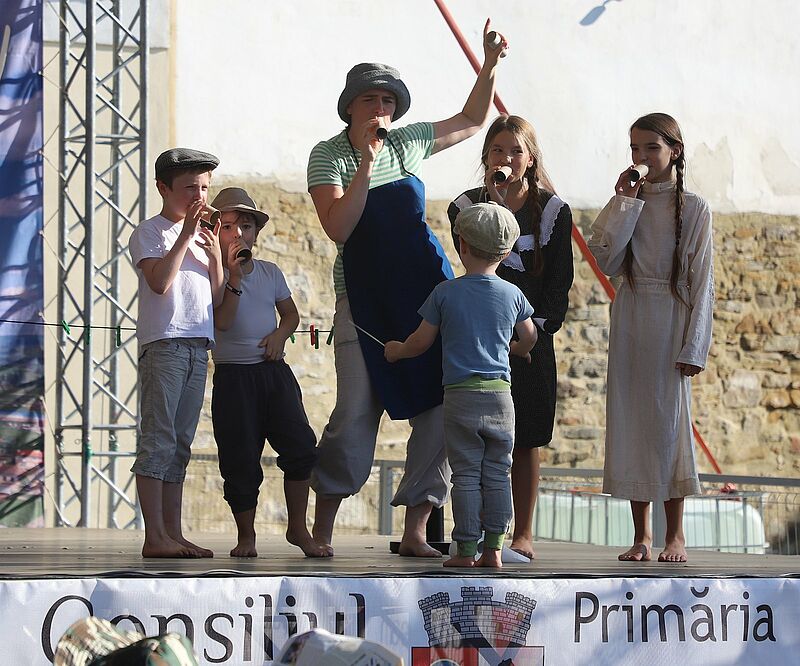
[431, 19, 507, 155]
[139, 199, 204, 295]
[309, 120, 383, 244]
[213, 241, 246, 332]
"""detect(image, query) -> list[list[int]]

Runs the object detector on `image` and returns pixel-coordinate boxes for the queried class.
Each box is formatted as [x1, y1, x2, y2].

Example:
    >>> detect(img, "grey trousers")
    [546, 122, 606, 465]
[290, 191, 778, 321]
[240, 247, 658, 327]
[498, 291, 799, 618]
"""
[444, 389, 514, 545]
[133, 337, 208, 483]
[311, 296, 449, 508]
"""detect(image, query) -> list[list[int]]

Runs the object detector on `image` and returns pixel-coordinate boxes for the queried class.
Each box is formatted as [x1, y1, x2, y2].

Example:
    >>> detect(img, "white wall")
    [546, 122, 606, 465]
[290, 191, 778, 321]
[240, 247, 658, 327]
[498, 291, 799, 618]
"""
[171, 0, 800, 214]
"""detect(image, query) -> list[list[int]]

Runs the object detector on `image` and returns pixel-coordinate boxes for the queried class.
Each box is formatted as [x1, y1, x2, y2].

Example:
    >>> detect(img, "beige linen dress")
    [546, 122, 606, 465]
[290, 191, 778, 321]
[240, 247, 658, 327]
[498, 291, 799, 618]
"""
[588, 180, 714, 502]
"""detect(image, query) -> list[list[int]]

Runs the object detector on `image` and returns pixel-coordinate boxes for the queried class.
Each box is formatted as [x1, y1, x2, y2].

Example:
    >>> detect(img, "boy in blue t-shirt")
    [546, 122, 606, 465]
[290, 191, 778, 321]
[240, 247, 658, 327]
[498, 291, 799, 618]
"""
[385, 202, 537, 568]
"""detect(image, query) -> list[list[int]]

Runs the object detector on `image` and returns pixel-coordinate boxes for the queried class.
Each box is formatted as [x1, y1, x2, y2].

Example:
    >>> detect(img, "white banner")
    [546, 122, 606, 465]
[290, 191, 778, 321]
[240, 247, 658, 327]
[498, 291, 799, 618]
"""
[1, 576, 798, 665]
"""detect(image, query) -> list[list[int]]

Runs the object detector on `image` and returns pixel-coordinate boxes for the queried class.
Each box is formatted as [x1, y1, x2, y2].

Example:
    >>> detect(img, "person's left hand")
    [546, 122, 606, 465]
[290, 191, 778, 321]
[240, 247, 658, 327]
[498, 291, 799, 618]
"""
[510, 340, 532, 364]
[676, 362, 703, 377]
[196, 218, 221, 263]
[259, 331, 287, 361]
[482, 18, 509, 65]
[226, 240, 247, 280]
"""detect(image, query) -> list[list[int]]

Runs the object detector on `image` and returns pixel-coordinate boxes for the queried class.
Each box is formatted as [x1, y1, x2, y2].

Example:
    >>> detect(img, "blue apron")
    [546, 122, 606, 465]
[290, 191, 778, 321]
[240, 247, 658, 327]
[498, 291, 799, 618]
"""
[343, 175, 454, 420]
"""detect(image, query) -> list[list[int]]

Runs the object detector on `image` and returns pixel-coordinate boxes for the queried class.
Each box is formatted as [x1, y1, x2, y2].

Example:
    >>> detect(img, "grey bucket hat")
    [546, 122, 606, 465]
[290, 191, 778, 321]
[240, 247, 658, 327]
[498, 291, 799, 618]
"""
[337, 63, 411, 123]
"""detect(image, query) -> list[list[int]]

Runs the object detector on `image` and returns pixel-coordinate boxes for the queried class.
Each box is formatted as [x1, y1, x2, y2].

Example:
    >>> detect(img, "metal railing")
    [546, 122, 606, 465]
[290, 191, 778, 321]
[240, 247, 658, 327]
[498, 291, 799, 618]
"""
[183, 456, 800, 555]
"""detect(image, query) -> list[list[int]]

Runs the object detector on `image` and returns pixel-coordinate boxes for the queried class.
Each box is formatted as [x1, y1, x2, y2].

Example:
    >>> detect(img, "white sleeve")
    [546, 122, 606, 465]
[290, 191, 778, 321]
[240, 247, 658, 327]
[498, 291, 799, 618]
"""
[129, 222, 165, 267]
[272, 264, 292, 303]
[587, 195, 644, 277]
[677, 203, 714, 367]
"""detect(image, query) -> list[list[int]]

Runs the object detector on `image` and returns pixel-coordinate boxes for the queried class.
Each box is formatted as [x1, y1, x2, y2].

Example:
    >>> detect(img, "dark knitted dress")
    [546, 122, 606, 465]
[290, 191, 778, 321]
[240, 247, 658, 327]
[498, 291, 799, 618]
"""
[448, 187, 574, 446]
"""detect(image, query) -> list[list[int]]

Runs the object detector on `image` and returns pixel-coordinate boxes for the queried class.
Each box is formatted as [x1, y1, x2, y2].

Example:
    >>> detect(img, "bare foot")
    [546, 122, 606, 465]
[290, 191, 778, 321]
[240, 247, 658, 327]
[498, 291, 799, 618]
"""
[510, 536, 535, 560]
[444, 555, 476, 567]
[142, 536, 197, 558]
[312, 534, 335, 557]
[398, 539, 443, 558]
[288, 528, 333, 558]
[658, 540, 687, 563]
[476, 549, 502, 569]
[174, 536, 214, 558]
[230, 536, 257, 558]
[618, 543, 651, 562]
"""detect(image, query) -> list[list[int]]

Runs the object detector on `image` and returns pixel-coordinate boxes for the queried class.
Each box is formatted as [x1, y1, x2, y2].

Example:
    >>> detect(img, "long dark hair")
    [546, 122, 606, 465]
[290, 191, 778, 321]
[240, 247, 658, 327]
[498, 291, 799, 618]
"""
[480, 115, 551, 275]
[623, 112, 686, 304]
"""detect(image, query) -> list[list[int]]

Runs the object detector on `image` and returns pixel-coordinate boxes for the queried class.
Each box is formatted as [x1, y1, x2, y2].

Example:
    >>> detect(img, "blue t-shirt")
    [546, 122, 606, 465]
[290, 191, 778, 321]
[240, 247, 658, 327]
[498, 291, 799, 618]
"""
[419, 274, 534, 386]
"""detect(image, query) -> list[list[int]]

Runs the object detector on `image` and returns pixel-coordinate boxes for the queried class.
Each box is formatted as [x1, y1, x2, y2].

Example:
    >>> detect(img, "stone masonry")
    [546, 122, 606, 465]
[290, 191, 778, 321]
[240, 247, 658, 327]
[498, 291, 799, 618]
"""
[183, 179, 799, 532]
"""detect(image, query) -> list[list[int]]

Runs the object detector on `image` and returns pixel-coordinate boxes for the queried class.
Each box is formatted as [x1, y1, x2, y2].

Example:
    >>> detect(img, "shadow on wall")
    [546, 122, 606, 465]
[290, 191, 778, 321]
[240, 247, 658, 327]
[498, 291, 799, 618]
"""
[580, 0, 623, 26]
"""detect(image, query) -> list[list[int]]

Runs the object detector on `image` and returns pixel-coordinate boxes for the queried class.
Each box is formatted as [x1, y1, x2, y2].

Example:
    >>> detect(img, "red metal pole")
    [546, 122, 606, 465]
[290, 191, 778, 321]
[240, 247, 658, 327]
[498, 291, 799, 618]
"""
[432, 0, 722, 476]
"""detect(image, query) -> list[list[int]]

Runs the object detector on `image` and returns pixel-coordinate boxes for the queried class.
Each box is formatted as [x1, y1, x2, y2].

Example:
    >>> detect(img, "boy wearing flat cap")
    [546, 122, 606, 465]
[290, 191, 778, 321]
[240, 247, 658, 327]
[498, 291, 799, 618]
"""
[129, 147, 224, 558]
[386, 203, 537, 568]
[307, 19, 509, 557]
[209, 187, 327, 558]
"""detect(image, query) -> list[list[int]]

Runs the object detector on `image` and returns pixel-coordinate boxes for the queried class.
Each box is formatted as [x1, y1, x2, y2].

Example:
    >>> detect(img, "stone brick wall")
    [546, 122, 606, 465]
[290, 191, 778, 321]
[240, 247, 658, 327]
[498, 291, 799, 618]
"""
[185, 180, 799, 532]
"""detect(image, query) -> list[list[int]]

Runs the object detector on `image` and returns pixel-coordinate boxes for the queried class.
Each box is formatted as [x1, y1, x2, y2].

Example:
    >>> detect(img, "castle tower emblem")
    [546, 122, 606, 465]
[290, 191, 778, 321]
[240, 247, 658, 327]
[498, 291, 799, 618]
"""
[418, 586, 536, 648]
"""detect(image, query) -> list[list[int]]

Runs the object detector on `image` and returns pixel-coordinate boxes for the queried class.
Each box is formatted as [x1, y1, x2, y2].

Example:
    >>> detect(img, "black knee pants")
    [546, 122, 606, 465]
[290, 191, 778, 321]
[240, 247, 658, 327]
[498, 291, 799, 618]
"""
[211, 359, 317, 514]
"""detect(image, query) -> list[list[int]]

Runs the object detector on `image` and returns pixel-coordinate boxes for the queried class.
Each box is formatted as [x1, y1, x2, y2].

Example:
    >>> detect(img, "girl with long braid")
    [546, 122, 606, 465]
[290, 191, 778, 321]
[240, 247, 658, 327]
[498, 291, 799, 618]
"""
[589, 113, 715, 563]
[448, 115, 574, 560]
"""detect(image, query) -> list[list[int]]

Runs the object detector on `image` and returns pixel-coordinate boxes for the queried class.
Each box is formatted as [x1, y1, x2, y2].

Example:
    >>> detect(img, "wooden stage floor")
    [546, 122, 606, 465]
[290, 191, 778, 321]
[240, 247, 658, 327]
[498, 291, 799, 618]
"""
[1, 529, 799, 580]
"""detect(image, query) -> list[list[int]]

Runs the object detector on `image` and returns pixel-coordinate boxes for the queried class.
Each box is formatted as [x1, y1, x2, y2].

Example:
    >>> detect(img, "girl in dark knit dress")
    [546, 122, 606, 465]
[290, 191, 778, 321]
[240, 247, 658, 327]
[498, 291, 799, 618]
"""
[448, 115, 574, 560]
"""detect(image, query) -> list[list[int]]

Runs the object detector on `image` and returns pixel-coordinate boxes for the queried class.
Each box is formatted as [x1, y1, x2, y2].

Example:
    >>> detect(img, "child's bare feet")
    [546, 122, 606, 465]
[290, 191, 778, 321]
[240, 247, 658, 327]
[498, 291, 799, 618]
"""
[618, 542, 651, 561]
[288, 527, 333, 557]
[510, 536, 535, 560]
[476, 548, 502, 568]
[658, 539, 687, 563]
[142, 535, 197, 558]
[398, 537, 443, 558]
[231, 535, 258, 558]
[312, 537, 335, 557]
[444, 555, 476, 567]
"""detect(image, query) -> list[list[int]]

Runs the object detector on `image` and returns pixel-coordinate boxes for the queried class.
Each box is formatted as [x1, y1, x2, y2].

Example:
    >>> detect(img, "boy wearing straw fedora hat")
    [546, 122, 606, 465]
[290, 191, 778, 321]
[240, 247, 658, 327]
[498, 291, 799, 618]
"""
[210, 187, 327, 558]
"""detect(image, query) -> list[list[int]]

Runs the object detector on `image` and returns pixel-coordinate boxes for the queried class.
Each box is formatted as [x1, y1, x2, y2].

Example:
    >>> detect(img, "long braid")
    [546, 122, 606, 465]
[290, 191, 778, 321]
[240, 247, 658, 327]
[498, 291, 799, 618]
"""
[525, 159, 545, 276]
[671, 154, 687, 305]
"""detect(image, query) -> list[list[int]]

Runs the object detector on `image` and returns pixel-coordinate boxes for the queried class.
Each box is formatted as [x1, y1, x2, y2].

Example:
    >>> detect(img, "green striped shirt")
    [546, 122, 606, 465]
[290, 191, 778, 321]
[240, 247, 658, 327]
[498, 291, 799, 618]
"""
[307, 122, 435, 295]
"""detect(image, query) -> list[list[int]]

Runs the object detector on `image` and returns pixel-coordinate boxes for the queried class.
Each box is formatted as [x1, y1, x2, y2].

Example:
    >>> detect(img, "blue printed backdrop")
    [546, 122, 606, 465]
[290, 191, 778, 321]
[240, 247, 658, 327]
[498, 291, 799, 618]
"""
[0, 0, 44, 526]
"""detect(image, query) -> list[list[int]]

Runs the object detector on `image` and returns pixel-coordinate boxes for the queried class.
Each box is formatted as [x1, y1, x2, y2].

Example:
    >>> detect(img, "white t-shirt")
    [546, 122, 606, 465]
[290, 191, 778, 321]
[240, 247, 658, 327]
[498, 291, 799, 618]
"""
[128, 214, 215, 348]
[211, 260, 291, 364]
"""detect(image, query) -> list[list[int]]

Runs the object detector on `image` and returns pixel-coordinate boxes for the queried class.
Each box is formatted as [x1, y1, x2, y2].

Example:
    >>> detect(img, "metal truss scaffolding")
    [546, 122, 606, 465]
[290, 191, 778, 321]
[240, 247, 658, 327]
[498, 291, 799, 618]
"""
[54, 0, 147, 527]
